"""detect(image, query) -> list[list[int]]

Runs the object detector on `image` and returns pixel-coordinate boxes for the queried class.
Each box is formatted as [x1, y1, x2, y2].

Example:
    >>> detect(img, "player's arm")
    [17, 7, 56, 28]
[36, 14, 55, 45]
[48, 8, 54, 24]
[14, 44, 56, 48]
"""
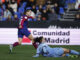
[42, 46, 49, 57]
[33, 46, 41, 57]
[42, 46, 48, 53]
[28, 16, 35, 19]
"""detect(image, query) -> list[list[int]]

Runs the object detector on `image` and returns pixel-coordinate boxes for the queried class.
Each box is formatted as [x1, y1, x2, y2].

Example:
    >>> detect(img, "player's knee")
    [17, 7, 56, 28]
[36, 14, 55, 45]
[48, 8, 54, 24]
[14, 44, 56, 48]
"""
[28, 34, 34, 40]
[30, 37, 34, 40]
[66, 50, 70, 53]
[18, 41, 22, 45]
[63, 48, 70, 53]
[18, 38, 22, 44]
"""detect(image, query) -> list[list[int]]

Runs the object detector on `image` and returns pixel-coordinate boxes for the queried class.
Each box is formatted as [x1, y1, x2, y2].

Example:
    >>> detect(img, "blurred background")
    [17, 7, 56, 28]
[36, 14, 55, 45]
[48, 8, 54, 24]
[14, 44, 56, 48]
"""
[0, 0, 80, 44]
[0, 1, 80, 60]
[0, 0, 80, 22]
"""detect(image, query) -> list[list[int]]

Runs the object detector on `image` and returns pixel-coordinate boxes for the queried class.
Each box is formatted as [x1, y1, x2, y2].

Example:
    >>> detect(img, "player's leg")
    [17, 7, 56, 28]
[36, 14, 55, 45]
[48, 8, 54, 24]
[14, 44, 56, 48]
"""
[65, 53, 70, 57]
[9, 29, 23, 53]
[62, 53, 71, 57]
[58, 48, 70, 57]
[62, 54, 66, 57]
[9, 38, 22, 53]
[28, 34, 34, 43]
[24, 29, 38, 49]
[28, 34, 38, 49]
[63, 48, 80, 55]
[13, 38, 23, 47]
[11, 29, 23, 48]
[52, 48, 65, 57]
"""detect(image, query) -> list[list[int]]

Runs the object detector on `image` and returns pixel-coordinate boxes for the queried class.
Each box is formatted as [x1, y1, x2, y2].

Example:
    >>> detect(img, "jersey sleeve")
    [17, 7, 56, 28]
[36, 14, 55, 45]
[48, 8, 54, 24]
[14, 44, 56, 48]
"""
[34, 46, 41, 57]
[19, 16, 28, 28]
[28, 16, 34, 19]
[19, 16, 28, 25]
[35, 43, 48, 57]
[42, 46, 48, 53]
[36, 46, 41, 54]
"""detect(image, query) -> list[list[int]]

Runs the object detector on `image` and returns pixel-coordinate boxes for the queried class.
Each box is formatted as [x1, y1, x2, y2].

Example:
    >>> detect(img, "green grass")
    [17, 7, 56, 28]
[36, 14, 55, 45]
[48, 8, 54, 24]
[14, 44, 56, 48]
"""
[0, 45, 80, 60]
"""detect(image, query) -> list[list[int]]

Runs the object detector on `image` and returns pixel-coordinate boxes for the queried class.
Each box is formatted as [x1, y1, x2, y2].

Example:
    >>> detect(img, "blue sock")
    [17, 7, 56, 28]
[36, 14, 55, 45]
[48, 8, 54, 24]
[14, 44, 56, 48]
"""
[65, 54, 70, 57]
[70, 50, 79, 55]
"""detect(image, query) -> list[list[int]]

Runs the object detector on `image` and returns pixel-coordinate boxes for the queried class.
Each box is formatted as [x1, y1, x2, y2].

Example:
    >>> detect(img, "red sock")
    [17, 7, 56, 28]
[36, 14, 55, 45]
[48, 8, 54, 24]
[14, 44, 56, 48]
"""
[32, 42, 38, 49]
[13, 42, 19, 47]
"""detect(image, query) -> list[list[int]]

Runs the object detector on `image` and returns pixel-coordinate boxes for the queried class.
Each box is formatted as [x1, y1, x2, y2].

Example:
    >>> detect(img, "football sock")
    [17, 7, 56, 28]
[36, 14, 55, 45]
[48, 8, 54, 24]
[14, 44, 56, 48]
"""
[33, 42, 38, 49]
[13, 42, 19, 47]
[70, 50, 79, 55]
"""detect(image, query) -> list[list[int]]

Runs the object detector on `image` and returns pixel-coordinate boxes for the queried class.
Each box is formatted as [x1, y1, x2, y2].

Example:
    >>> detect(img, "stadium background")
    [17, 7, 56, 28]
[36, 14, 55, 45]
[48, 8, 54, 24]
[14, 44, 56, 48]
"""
[0, 0, 80, 60]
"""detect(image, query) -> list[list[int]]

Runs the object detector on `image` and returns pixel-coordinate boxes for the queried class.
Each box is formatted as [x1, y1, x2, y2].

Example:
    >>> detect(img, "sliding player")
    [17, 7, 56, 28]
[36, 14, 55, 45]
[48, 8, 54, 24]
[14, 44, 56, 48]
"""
[9, 8, 37, 53]
[33, 37, 80, 57]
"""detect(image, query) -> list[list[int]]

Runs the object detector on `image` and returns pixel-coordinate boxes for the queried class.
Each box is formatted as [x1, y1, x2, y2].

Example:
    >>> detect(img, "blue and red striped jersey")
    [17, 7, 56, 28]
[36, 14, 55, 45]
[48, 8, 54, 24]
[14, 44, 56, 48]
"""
[19, 15, 33, 29]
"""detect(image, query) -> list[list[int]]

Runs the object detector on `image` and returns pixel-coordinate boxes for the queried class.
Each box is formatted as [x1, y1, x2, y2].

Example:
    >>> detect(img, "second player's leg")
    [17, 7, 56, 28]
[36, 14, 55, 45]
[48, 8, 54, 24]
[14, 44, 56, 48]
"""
[63, 48, 70, 53]
[28, 34, 38, 49]
[18, 38, 23, 44]
[28, 34, 34, 43]
[63, 48, 80, 55]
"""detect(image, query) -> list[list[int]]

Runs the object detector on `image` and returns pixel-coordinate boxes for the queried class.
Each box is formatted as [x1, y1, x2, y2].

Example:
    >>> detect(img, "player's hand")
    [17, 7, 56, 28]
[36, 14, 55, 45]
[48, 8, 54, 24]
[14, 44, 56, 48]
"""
[19, 25, 22, 28]
[33, 54, 39, 57]
[32, 16, 36, 19]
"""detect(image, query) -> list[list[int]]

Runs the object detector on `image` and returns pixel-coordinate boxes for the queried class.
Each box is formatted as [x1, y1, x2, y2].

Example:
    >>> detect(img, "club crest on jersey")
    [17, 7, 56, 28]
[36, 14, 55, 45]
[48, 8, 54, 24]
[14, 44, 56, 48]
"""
[25, 16, 28, 19]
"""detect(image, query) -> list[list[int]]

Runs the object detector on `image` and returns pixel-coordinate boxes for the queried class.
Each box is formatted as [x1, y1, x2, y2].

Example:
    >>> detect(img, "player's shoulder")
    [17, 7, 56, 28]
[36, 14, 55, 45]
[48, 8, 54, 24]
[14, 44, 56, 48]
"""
[40, 43, 47, 47]
[21, 15, 28, 19]
[24, 16, 28, 19]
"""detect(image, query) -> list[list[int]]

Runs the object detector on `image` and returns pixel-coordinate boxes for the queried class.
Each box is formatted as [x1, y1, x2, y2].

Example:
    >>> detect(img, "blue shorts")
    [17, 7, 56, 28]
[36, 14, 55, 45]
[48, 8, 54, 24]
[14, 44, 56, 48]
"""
[18, 28, 31, 38]
[47, 47, 64, 57]
[52, 47, 64, 57]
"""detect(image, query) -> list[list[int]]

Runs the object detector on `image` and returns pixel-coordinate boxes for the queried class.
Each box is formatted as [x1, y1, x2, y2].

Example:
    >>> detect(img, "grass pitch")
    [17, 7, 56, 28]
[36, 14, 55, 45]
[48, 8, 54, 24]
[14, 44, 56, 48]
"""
[0, 45, 80, 60]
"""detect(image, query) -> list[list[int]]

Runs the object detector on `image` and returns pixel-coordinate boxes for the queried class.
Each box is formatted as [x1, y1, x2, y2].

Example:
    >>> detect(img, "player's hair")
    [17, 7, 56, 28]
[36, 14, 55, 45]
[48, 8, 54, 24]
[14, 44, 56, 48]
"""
[34, 36, 43, 43]
[26, 9, 31, 12]
[24, 9, 31, 15]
